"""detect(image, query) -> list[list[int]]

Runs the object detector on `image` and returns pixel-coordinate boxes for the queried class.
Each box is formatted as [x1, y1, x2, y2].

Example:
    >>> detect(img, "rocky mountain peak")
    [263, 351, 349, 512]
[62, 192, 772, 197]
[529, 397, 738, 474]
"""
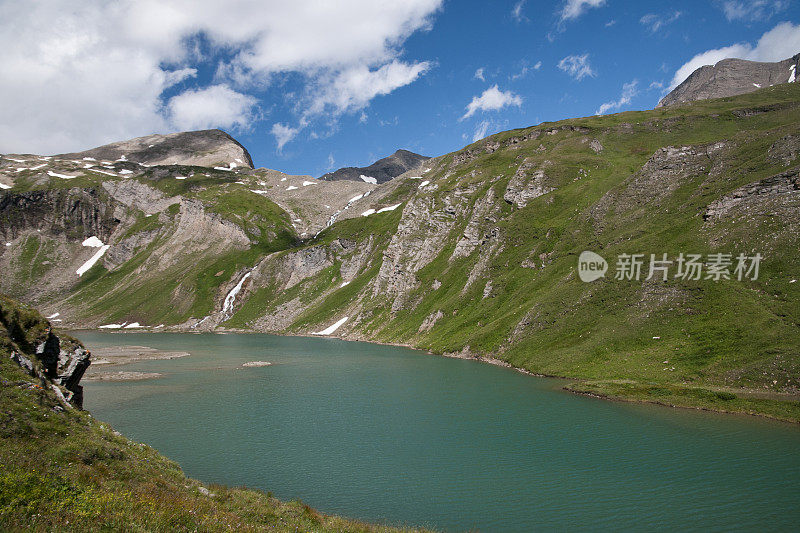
[56, 129, 254, 170]
[657, 53, 800, 108]
[320, 149, 430, 184]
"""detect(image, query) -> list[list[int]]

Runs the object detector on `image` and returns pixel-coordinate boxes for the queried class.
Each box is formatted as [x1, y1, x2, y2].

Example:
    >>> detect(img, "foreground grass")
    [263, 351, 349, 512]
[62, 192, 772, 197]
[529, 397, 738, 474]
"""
[0, 296, 424, 532]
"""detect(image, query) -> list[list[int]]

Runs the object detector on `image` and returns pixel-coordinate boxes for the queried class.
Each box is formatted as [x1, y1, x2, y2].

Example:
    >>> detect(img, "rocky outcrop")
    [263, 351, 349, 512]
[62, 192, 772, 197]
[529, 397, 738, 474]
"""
[58, 129, 254, 169]
[320, 149, 430, 184]
[503, 159, 553, 208]
[2, 295, 90, 408]
[657, 54, 800, 108]
[704, 168, 800, 221]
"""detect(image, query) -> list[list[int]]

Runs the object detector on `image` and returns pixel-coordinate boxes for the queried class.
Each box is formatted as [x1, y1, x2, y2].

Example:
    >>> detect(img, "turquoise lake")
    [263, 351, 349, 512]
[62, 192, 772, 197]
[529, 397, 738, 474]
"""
[76, 331, 800, 532]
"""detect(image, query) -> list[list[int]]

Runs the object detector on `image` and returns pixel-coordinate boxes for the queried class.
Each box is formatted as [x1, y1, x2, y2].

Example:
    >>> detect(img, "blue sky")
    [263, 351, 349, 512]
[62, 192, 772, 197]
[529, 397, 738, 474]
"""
[2, 1, 799, 176]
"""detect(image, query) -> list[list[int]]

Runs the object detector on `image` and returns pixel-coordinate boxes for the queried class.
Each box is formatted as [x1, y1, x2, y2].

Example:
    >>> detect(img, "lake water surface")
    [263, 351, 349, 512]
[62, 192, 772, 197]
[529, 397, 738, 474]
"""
[76, 332, 800, 532]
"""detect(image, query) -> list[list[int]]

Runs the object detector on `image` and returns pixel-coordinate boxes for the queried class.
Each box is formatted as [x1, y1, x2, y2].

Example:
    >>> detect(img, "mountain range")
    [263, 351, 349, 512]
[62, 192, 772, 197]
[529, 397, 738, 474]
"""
[1, 54, 799, 421]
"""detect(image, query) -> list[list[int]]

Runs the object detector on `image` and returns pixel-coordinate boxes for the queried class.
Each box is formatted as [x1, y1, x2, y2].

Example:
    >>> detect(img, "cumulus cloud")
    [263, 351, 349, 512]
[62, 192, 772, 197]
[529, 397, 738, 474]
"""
[669, 21, 800, 89]
[595, 80, 639, 115]
[557, 54, 596, 81]
[560, 0, 606, 22]
[0, 0, 442, 154]
[474, 68, 486, 81]
[461, 85, 522, 120]
[720, 1, 788, 21]
[168, 85, 258, 131]
[640, 11, 682, 33]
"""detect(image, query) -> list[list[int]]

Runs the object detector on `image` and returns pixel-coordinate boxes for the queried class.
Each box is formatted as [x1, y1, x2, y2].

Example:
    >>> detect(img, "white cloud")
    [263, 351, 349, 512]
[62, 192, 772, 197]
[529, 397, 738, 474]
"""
[472, 120, 492, 142]
[596, 80, 639, 115]
[533, 61, 543, 70]
[474, 67, 486, 81]
[271, 123, 301, 152]
[512, 0, 528, 22]
[326, 152, 336, 170]
[557, 54, 596, 81]
[720, 1, 788, 21]
[307, 60, 431, 117]
[168, 85, 257, 131]
[640, 11, 682, 33]
[461, 85, 522, 120]
[0, 0, 442, 154]
[669, 21, 800, 89]
[560, 0, 606, 22]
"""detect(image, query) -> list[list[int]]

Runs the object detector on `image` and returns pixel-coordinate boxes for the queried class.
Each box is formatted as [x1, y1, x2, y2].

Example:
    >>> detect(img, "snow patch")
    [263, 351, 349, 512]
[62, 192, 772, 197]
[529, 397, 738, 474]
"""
[82, 157, 96, 161]
[175, 176, 187, 180]
[0, 183, 11, 190]
[5, 158, 26, 163]
[28, 163, 47, 170]
[313, 316, 348, 335]
[361, 209, 376, 217]
[119, 169, 133, 175]
[222, 272, 251, 317]
[377, 203, 402, 213]
[281, 177, 287, 181]
[340, 281, 350, 288]
[98, 323, 123, 329]
[47, 170, 77, 179]
[349, 194, 364, 203]
[753, 83, 761, 88]
[359, 174, 377, 184]
[418, 180, 430, 188]
[82, 236, 104, 248]
[250, 189, 269, 195]
[4, 242, 11, 246]
[286, 185, 298, 191]
[92, 169, 117, 177]
[124, 322, 143, 329]
[47, 313, 60, 319]
[302, 180, 316, 186]
[76, 244, 110, 276]
[789, 64, 796, 83]
[408, 175, 423, 179]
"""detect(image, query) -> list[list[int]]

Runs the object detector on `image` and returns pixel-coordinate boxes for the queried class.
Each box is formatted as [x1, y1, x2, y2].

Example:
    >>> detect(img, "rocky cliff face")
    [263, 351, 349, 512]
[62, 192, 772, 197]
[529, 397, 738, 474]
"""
[320, 149, 430, 184]
[658, 54, 800, 107]
[58, 129, 254, 169]
[1, 294, 90, 408]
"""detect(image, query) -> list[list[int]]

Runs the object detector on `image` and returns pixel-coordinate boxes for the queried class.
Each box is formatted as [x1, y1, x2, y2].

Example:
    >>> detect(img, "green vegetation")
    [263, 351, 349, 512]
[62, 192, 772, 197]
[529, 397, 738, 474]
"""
[0, 294, 423, 532]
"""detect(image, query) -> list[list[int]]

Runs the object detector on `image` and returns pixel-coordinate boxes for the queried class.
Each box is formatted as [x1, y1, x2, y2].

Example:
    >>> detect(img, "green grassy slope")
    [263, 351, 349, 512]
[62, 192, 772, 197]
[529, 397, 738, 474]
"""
[0, 294, 423, 532]
[233, 84, 800, 420]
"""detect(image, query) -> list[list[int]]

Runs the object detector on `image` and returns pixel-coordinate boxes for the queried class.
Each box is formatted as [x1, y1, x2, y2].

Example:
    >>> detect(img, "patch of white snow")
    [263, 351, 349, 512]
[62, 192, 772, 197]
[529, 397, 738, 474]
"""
[47, 313, 60, 319]
[361, 208, 376, 217]
[124, 322, 143, 329]
[286, 185, 298, 191]
[82, 236, 104, 248]
[302, 180, 316, 186]
[313, 316, 348, 335]
[377, 203, 401, 213]
[0, 183, 11, 190]
[222, 272, 251, 316]
[47, 171, 77, 179]
[360, 175, 377, 184]
[76, 244, 110, 276]
[419, 180, 430, 188]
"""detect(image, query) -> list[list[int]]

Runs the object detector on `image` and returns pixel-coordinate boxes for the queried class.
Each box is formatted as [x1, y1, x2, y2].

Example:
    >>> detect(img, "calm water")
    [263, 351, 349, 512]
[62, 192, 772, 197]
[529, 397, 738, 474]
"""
[76, 332, 800, 532]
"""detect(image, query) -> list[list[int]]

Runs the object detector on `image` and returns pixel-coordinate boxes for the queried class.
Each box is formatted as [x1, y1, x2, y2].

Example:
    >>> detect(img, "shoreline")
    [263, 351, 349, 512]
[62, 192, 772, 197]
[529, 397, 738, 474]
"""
[68, 326, 800, 425]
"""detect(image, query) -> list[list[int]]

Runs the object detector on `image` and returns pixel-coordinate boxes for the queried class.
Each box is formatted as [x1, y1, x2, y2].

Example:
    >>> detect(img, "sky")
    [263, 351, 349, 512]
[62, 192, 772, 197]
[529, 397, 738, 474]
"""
[1, 0, 799, 177]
